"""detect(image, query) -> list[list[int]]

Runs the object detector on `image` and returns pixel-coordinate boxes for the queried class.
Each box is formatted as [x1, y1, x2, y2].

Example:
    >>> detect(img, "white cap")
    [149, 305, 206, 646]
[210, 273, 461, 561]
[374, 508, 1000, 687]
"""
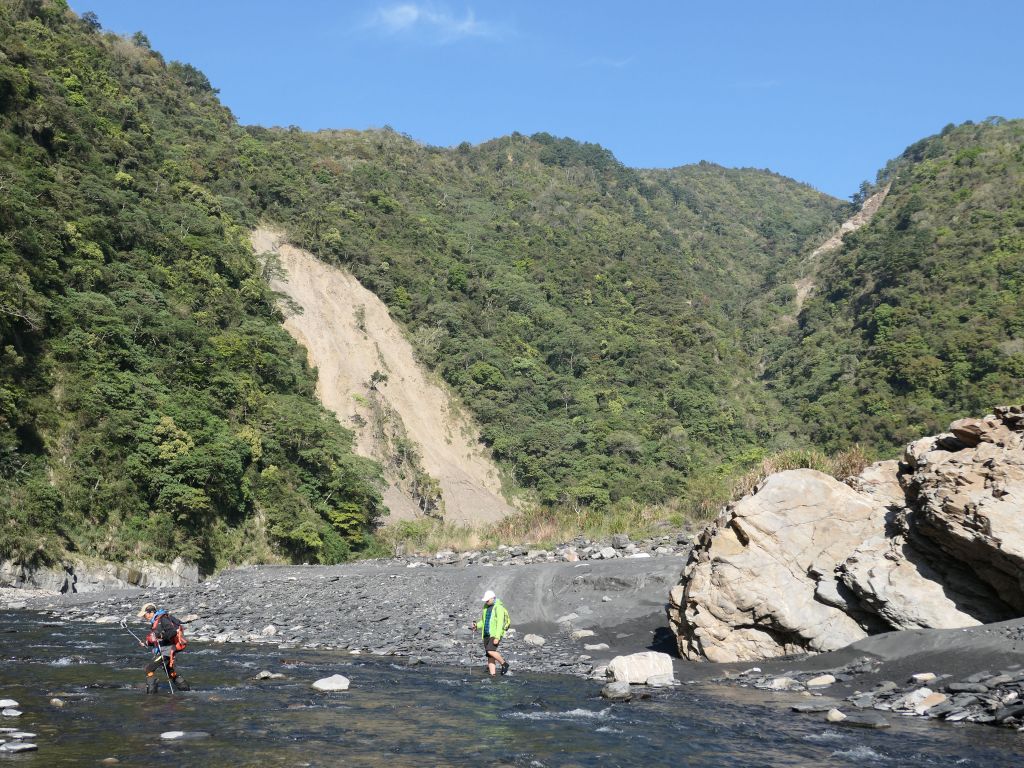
[481, 590, 496, 602]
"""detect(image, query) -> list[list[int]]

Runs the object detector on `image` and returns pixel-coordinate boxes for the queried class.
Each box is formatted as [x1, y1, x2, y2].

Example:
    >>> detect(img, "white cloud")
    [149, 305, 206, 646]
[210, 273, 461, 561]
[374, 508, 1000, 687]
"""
[366, 4, 496, 43]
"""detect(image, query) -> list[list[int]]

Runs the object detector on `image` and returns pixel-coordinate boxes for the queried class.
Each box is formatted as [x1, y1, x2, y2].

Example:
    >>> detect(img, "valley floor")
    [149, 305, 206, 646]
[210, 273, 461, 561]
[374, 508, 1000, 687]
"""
[10, 554, 1024, 731]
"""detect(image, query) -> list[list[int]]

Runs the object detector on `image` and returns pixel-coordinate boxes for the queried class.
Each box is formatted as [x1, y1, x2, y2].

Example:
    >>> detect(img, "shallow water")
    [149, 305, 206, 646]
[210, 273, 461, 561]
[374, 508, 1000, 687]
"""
[0, 611, 1020, 766]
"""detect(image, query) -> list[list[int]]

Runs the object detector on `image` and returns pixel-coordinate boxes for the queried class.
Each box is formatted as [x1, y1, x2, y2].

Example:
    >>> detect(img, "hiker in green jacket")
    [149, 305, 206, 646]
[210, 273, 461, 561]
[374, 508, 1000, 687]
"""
[472, 589, 511, 677]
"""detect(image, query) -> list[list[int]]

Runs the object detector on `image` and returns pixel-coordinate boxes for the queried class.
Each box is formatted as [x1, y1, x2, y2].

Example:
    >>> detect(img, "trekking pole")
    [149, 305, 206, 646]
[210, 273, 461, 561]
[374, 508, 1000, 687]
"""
[120, 618, 175, 695]
[119, 618, 145, 645]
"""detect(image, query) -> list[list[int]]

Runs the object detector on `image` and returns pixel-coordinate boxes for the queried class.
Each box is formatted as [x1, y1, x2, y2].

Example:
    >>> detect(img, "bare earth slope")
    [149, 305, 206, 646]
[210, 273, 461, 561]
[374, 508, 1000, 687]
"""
[251, 228, 514, 525]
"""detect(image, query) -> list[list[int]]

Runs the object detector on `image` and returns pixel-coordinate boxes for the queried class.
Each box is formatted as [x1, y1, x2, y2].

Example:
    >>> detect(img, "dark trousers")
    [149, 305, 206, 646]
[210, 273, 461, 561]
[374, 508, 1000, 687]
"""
[145, 648, 177, 677]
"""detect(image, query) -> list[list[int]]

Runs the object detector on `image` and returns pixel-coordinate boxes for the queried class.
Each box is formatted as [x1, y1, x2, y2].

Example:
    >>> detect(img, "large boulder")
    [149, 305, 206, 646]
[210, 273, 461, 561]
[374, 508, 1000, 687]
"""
[906, 406, 1024, 610]
[670, 405, 1024, 663]
[606, 651, 673, 684]
[670, 469, 886, 662]
[838, 535, 987, 630]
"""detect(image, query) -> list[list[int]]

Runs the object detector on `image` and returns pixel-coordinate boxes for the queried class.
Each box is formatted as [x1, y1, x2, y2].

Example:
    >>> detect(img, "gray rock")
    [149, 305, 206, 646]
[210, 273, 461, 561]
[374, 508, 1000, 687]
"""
[600, 682, 632, 701]
[947, 682, 989, 694]
[0, 743, 38, 753]
[611, 534, 630, 550]
[160, 731, 211, 740]
[839, 712, 890, 729]
[791, 701, 838, 713]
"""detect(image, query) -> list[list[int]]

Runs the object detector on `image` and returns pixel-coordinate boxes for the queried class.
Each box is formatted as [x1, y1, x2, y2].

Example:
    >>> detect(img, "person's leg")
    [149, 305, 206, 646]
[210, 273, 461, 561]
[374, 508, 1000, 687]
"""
[166, 650, 190, 690]
[483, 637, 497, 676]
[486, 637, 505, 675]
[144, 658, 160, 693]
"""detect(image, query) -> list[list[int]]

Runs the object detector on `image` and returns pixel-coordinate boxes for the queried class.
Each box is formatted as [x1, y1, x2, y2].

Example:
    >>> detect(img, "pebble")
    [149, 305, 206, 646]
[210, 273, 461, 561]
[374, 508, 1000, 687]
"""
[1, 709, 21, 718]
[0, 701, 17, 709]
[825, 708, 847, 723]
[160, 731, 211, 740]
[49, 698, 65, 707]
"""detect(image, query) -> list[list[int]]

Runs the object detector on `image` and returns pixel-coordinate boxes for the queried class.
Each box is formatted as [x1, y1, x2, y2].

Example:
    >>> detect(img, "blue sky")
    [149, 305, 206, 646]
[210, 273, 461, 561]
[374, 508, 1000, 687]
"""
[68, 1, 1023, 199]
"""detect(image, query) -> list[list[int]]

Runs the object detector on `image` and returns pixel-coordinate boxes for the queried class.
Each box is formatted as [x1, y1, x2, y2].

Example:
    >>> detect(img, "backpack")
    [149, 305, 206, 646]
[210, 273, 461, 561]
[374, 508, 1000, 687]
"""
[152, 612, 188, 651]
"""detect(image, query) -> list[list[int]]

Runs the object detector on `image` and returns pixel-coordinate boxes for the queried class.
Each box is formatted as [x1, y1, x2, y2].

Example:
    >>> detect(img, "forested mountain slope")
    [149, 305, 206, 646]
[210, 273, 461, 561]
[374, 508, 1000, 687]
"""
[3, 1, 1019, 572]
[0, 1, 383, 569]
[248, 129, 845, 510]
[767, 119, 1024, 449]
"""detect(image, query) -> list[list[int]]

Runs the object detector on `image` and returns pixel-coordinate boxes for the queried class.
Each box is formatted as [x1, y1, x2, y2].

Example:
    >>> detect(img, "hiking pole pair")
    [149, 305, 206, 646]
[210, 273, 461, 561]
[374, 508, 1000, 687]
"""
[119, 618, 175, 695]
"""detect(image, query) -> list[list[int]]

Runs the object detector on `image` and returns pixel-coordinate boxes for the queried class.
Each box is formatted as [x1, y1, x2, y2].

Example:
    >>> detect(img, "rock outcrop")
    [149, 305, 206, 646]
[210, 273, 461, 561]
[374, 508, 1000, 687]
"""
[0, 557, 199, 594]
[670, 405, 1023, 662]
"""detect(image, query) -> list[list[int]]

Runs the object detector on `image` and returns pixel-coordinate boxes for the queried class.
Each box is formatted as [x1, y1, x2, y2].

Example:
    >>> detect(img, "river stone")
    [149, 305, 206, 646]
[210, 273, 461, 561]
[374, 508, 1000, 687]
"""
[584, 643, 609, 651]
[0, 743, 38, 753]
[0, 701, 16, 709]
[94, 615, 122, 624]
[611, 534, 630, 549]
[806, 674, 836, 687]
[523, 634, 546, 647]
[947, 682, 988, 694]
[646, 674, 675, 688]
[911, 672, 936, 684]
[1, 710, 21, 717]
[261, 624, 277, 636]
[838, 712, 890, 729]
[571, 629, 595, 640]
[49, 698, 64, 707]
[791, 701, 838, 713]
[600, 682, 632, 701]
[825, 708, 847, 723]
[160, 731, 211, 740]
[607, 651, 673, 684]
[767, 677, 801, 691]
[598, 547, 617, 560]
[7, 732, 35, 739]
[312, 674, 351, 692]
[914, 691, 948, 715]
[893, 687, 935, 712]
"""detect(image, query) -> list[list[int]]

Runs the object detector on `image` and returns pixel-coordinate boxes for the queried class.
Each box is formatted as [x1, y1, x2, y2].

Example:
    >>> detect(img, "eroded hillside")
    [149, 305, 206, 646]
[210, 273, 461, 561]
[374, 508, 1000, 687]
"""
[252, 228, 513, 525]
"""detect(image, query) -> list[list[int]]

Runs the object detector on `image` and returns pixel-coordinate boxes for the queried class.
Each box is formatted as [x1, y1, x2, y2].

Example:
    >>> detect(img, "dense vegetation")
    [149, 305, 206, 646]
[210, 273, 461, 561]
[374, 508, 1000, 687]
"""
[2, 1, 1021, 570]
[250, 129, 844, 511]
[767, 119, 1024, 448]
[0, 0, 382, 569]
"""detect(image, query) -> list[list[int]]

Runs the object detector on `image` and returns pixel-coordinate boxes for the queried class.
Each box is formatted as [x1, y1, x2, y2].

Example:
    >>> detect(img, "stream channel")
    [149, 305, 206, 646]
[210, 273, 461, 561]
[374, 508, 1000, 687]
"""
[1, 610, 1021, 766]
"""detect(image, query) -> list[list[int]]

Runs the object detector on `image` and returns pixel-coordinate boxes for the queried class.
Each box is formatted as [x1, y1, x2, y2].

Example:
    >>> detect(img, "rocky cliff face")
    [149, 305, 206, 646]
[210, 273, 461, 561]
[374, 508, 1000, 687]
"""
[669, 405, 1024, 662]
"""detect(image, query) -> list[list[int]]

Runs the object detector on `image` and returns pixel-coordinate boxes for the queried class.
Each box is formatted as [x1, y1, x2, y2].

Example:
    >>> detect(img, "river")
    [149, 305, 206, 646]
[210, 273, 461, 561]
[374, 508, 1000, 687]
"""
[1, 610, 1020, 766]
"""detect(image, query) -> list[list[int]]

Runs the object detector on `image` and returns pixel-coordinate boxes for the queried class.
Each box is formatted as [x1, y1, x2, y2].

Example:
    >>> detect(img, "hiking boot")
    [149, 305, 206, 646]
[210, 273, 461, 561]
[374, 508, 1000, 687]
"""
[171, 677, 190, 692]
[145, 677, 159, 694]
[500, 661, 510, 676]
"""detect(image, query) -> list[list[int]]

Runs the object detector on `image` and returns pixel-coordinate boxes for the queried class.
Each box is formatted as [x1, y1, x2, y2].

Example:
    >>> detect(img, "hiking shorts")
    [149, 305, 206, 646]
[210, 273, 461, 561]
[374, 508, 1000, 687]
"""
[482, 636, 499, 656]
